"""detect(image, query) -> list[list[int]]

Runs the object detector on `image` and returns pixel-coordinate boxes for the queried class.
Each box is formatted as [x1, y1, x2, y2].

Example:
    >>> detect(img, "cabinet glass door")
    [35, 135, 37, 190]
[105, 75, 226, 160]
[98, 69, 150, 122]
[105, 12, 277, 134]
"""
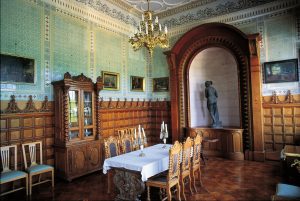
[68, 90, 80, 140]
[83, 91, 93, 137]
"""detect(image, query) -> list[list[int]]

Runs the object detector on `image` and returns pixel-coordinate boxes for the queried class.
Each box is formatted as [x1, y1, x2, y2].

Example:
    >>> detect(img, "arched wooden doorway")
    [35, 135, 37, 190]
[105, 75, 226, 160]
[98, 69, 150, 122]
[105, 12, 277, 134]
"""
[165, 23, 264, 161]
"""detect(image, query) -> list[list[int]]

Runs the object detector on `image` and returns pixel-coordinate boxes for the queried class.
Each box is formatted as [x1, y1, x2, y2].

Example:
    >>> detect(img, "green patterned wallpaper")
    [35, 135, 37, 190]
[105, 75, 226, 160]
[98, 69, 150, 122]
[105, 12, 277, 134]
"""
[0, 0, 170, 101]
[0, 0, 45, 100]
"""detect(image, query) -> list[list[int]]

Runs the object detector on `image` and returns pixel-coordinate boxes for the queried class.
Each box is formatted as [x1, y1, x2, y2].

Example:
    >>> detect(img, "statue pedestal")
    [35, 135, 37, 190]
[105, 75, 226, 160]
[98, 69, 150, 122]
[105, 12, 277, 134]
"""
[188, 127, 244, 160]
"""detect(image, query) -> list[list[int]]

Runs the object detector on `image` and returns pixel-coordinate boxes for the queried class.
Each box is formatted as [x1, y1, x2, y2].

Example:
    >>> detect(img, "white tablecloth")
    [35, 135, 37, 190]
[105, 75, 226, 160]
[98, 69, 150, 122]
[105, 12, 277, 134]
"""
[103, 144, 172, 182]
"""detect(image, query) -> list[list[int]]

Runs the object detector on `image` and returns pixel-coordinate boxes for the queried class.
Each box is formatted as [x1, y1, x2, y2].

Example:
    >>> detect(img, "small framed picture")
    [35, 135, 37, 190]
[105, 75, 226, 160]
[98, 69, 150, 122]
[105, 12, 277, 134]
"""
[102, 71, 120, 90]
[263, 59, 299, 83]
[130, 76, 144, 91]
[153, 77, 169, 92]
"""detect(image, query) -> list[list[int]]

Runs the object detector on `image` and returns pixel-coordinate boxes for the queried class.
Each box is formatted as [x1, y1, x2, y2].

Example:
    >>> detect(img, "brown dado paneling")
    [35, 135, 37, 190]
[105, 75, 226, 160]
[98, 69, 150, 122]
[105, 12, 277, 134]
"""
[262, 92, 300, 160]
[98, 98, 171, 145]
[0, 95, 171, 170]
[0, 95, 54, 170]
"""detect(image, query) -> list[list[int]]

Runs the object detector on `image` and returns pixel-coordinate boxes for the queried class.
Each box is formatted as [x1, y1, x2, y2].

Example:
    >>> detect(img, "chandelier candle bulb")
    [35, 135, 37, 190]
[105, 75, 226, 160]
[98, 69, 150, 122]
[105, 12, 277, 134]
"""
[142, 14, 144, 21]
[159, 24, 161, 31]
[134, 128, 137, 139]
[164, 26, 168, 34]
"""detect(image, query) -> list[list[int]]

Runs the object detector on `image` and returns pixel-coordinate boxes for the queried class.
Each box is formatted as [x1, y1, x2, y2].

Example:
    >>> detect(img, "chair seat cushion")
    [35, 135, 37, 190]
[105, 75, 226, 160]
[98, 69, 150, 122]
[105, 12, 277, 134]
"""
[0, 171, 27, 183]
[27, 164, 53, 174]
[276, 183, 300, 198]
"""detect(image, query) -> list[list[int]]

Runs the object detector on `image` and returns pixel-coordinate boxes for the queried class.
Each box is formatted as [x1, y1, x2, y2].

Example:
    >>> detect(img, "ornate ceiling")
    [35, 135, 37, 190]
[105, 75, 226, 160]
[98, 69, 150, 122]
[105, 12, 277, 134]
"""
[122, 0, 199, 13]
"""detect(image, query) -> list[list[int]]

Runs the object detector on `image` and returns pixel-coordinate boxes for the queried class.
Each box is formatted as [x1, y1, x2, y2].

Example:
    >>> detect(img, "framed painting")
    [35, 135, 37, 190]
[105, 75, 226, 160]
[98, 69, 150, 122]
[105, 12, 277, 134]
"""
[102, 71, 119, 90]
[130, 76, 144, 91]
[153, 77, 169, 92]
[0, 54, 35, 83]
[263, 59, 299, 83]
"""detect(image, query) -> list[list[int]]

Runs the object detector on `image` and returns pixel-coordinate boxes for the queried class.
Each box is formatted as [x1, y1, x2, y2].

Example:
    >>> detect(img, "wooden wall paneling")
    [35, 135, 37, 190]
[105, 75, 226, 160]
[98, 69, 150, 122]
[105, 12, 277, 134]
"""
[99, 100, 171, 146]
[262, 93, 300, 160]
[0, 96, 54, 171]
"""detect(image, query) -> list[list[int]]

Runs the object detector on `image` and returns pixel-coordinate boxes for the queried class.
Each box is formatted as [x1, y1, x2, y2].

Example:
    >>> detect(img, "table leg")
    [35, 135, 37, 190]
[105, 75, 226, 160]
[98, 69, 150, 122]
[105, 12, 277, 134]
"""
[113, 169, 145, 201]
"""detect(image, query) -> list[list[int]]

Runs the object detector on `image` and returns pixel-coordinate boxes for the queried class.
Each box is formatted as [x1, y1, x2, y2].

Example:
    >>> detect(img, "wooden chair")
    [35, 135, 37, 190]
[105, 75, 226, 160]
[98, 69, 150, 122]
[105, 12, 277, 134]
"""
[127, 127, 138, 150]
[104, 136, 120, 193]
[120, 133, 134, 154]
[117, 128, 128, 139]
[180, 137, 193, 200]
[22, 141, 54, 195]
[1, 145, 28, 196]
[190, 134, 203, 193]
[146, 141, 182, 201]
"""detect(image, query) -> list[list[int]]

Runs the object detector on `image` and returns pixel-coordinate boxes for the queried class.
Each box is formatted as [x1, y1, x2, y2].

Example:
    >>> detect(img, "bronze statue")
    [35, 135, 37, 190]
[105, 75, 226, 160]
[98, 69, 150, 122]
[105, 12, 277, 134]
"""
[205, 81, 222, 128]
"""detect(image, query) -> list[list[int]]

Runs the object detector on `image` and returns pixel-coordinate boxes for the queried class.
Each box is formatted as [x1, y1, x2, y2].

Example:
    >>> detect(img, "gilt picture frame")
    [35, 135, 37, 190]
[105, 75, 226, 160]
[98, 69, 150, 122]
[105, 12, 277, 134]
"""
[130, 76, 144, 91]
[102, 71, 120, 90]
[263, 59, 299, 83]
[153, 77, 169, 92]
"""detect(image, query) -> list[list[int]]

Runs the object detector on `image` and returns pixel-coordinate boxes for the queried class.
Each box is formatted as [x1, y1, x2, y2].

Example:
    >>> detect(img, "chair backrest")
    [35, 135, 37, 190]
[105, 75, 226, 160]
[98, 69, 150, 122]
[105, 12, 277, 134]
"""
[181, 137, 192, 172]
[120, 133, 133, 154]
[0, 145, 18, 173]
[104, 136, 119, 159]
[22, 141, 43, 169]
[168, 141, 182, 181]
[117, 129, 129, 139]
[192, 134, 202, 167]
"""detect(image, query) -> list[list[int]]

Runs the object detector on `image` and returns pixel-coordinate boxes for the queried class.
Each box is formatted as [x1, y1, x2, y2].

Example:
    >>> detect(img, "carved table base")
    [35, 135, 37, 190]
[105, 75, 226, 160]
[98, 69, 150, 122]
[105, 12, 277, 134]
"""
[113, 168, 145, 201]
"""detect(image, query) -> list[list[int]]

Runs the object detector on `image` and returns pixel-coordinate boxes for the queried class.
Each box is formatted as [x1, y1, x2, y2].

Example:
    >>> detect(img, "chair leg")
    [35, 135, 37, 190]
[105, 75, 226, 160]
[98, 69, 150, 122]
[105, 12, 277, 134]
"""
[29, 174, 32, 196]
[193, 170, 197, 193]
[176, 183, 181, 201]
[167, 187, 172, 201]
[147, 186, 151, 201]
[52, 169, 55, 188]
[198, 167, 203, 187]
[181, 177, 186, 201]
[25, 175, 28, 196]
[188, 175, 193, 194]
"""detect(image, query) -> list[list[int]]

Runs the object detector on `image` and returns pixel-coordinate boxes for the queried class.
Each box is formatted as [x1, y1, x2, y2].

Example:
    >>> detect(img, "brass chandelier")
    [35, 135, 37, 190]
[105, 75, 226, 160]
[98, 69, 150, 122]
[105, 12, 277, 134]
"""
[129, 0, 169, 57]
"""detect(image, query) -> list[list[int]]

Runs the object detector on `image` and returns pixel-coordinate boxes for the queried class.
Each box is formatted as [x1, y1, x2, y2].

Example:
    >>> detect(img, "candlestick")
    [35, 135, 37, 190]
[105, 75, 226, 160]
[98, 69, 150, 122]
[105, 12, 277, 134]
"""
[142, 128, 146, 138]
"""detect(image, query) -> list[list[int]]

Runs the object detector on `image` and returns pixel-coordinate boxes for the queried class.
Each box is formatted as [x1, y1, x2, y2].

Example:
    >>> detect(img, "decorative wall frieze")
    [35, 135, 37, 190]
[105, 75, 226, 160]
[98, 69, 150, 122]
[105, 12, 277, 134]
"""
[73, 0, 138, 26]
[262, 90, 300, 104]
[157, 0, 216, 18]
[163, 0, 298, 29]
[98, 97, 169, 110]
[1, 95, 52, 114]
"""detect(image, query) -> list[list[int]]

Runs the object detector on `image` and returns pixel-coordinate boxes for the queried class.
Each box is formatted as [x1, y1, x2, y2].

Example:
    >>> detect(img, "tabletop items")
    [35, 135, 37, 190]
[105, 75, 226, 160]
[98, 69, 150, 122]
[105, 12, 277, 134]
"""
[160, 121, 168, 148]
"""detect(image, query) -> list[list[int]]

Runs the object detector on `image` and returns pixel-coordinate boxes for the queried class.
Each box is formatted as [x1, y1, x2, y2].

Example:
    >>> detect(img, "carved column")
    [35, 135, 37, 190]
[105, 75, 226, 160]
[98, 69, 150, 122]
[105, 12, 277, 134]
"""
[248, 34, 265, 161]
[95, 76, 103, 140]
[165, 51, 180, 143]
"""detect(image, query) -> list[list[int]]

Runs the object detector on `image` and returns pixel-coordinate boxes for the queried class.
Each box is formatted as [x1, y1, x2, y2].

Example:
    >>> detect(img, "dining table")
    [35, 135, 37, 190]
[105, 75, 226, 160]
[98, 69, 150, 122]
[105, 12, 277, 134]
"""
[103, 144, 172, 201]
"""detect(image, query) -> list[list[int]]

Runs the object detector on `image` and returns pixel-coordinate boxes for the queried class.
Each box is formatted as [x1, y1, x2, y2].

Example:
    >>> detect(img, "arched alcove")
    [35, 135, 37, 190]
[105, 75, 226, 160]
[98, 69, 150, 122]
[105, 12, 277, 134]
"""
[189, 47, 240, 127]
[165, 23, 264, 160]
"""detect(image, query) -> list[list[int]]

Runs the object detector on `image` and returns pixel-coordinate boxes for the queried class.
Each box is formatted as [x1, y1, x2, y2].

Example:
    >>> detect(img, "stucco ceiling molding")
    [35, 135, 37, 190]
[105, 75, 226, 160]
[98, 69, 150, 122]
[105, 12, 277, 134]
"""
[167, 0, 299, 36]
[157, 0, 216, 18]
[74, 0, 139, 26]
[162, 0, 292, 28]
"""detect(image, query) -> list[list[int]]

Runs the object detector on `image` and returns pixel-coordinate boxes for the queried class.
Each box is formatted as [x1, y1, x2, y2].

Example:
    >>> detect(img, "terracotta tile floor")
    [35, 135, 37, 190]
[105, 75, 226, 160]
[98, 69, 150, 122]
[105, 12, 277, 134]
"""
[1, 157, 284, 201]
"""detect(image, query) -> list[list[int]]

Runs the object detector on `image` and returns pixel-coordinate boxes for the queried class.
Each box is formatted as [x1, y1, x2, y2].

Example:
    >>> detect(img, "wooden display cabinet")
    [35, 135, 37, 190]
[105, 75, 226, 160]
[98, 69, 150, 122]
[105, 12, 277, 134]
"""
[52, 72, 103, 181]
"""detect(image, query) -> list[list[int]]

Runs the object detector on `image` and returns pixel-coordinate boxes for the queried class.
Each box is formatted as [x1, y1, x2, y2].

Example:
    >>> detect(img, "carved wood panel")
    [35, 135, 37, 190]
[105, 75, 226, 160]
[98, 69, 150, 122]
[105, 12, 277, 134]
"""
[262, 93, 300, 160]
[0, 96, 54, 170]
[99, 99, 171, 145]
